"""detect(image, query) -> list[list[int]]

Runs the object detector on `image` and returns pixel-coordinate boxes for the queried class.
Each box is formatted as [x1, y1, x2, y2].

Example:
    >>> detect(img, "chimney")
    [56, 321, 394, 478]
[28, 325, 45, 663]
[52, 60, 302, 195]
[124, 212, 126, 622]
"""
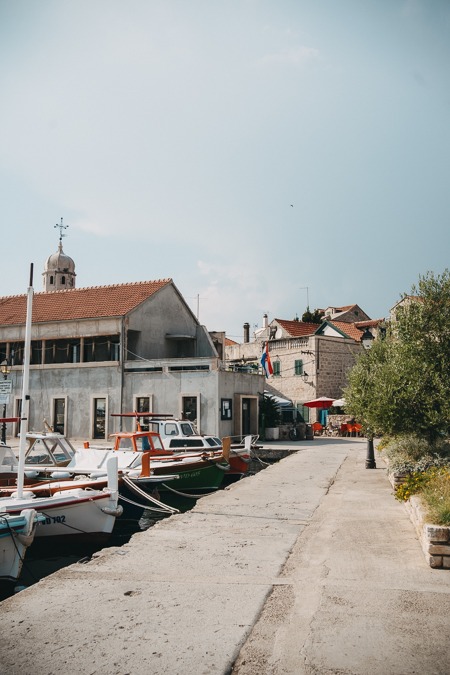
[263, 313, 268, 329]
[243, 323, 250, 343]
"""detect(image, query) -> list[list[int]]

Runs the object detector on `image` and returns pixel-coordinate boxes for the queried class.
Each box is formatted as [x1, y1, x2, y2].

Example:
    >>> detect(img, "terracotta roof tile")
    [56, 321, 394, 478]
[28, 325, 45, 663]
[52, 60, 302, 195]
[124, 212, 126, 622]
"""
[275, 319, 319, 337]
[0, 280, 172, 325]
[329, 321, 364, 341]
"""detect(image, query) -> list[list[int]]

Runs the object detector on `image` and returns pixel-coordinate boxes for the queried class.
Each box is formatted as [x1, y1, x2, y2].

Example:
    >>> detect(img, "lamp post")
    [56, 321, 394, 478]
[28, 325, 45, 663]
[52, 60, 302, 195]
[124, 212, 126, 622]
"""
[1, 360, 12, 444]
[361, 329, 376, 468]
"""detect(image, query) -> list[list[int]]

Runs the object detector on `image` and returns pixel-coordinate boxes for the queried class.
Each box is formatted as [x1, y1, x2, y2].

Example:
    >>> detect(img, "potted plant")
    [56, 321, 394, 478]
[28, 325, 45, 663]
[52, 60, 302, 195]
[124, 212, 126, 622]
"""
[260, 394, 281, 440]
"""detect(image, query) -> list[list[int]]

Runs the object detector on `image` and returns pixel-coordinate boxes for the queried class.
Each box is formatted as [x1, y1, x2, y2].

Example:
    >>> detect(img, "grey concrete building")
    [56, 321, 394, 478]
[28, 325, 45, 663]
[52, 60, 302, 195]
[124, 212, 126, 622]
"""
[0, 240, 262, 442]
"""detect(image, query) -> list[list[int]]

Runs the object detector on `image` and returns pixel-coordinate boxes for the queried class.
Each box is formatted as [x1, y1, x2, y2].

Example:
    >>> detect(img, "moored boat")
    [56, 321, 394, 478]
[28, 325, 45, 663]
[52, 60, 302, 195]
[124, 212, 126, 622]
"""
[0, 509, 43, 596]
[112, 412, 255, 481]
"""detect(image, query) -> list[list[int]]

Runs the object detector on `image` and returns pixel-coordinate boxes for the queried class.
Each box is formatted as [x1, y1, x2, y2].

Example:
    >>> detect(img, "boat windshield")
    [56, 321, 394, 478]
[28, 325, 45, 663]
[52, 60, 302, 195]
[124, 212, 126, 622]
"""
[179, 423, 195, 436]
[0, 445, 18, 470]
[25, 437, 73, 465]
[149, 434, 165, 452]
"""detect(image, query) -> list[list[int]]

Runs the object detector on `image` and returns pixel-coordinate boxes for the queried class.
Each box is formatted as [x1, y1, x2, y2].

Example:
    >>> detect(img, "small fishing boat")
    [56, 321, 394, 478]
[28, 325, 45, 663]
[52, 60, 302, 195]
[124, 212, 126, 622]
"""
[0, 455, 123, 544]
[112, 412, 255, 481]
[64, 429, 230, 504]
[0, 509, 43, 595]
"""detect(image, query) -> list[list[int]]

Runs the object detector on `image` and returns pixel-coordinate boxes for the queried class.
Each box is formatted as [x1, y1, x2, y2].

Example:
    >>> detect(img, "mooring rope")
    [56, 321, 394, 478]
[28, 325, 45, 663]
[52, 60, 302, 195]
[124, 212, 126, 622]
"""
[118, 494, 176, 515]
[160, 482, 219, 499]
[122, 476, 179, 513]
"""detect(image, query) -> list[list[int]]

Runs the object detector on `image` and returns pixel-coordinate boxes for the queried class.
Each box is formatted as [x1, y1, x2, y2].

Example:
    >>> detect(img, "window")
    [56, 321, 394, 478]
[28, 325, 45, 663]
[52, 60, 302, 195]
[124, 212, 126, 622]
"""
[164, 422, 179, 436]
[45, 339, 80, 364]
[53, 398, 66, 434]
[135, 396, 151, 430]
[83, 335, 120, 362]
[182, 396, 197, 425]
[273, 360, 281, 376]
[93, 398, 106, 439]
[294, 359, 304, 376]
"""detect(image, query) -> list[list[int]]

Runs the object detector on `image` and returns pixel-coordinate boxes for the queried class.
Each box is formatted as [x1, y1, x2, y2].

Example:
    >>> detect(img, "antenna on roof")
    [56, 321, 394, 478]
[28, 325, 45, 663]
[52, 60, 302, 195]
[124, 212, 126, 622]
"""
[54, 217, 69, 244]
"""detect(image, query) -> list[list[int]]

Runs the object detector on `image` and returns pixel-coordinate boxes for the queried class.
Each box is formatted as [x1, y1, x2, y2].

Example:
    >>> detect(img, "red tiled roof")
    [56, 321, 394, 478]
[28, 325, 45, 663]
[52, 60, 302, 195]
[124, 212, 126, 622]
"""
[225, 337, 239, 346]
[275, 319, 319, 337]
[329, 321, 364, 341]
[0, 280, 172, 325]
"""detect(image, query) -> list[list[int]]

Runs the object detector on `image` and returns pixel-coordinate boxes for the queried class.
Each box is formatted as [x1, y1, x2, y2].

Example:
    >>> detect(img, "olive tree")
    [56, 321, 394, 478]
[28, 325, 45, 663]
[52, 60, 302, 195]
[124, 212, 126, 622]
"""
[345, 270, 450, 442]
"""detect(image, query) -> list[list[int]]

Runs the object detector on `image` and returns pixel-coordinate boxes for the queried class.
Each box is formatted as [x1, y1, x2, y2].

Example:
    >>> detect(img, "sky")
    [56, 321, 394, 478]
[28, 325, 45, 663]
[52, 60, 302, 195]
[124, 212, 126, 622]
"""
[1, 0, 449, 340]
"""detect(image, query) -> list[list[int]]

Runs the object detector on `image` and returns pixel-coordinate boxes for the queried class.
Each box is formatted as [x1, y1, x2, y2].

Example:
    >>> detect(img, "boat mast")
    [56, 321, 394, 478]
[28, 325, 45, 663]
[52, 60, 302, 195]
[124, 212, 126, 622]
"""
[16, 263, 34, 499]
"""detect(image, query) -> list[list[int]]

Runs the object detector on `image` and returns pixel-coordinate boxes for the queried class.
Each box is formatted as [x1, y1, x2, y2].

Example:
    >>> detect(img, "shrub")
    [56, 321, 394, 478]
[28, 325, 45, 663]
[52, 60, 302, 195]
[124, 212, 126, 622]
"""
[380, 435, 450, 474]
[420, 469, 450, 526]
[394, 467, 440, 501]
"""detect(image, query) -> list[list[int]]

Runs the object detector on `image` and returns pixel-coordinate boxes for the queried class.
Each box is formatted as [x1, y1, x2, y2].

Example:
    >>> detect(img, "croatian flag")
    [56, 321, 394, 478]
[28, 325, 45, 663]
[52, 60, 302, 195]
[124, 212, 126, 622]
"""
[261, 342, 273, 377]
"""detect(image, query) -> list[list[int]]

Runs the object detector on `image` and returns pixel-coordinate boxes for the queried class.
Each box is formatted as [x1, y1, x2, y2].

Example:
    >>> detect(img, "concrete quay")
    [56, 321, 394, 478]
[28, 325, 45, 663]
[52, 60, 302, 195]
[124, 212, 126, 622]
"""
[1, 437, 450, 675]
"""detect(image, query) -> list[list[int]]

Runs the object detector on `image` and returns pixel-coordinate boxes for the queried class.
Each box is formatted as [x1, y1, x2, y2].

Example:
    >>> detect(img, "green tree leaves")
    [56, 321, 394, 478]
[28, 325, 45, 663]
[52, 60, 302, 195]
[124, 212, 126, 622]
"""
[345, 270, 450, 442]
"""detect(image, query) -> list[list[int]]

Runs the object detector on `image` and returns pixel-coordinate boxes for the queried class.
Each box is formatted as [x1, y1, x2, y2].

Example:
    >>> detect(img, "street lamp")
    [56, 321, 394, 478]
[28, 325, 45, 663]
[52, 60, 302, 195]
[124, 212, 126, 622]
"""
[1, 359, 11, 444]
[361, 331, 376, 469]
[361, 328, 375, 351]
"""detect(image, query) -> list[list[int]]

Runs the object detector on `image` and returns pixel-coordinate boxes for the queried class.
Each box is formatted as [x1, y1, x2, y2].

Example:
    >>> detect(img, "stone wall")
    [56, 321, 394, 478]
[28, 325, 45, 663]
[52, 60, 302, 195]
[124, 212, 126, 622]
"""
[385, 459, 450, 569]
[405, 496, 450, 569]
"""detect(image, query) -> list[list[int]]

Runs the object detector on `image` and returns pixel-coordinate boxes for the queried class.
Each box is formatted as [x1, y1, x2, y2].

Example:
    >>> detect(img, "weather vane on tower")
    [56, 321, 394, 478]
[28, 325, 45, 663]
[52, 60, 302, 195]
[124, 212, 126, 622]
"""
[54, 217, 69, 244]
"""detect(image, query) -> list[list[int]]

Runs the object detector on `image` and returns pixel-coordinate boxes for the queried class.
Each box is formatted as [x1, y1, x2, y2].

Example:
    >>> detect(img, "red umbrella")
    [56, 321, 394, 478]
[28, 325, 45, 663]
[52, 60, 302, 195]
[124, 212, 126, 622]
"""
[303, 397, 335, 409]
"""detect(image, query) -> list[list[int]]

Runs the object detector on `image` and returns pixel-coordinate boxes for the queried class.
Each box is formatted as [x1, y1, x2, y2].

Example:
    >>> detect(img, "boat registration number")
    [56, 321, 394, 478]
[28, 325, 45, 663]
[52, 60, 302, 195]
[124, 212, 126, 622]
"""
[39, 515, 66, 525]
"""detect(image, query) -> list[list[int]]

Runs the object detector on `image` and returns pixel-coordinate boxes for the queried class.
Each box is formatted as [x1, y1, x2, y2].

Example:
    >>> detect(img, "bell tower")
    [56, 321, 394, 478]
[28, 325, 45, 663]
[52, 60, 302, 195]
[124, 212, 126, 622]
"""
[43, 218, 76, 291]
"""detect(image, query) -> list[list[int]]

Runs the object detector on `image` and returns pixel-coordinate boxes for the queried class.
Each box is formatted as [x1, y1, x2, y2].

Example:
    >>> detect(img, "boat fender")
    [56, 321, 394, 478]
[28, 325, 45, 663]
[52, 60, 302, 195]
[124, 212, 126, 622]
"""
[101, 505, 123, 517]
[24, 470, 39, 479]
[50, 471, 72, 479]
[16, 508, 40, 546]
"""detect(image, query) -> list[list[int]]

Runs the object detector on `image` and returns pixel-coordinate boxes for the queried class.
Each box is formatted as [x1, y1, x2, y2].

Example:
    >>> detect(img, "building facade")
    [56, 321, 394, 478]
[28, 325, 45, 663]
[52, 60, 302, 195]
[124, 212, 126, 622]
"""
[0, 240, 262, 441]
[225, 308, 376, 423]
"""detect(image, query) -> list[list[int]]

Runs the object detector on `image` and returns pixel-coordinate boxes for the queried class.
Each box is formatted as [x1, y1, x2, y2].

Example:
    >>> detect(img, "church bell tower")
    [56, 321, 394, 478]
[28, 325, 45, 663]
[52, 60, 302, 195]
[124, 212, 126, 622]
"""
[43, 218, 76, 291]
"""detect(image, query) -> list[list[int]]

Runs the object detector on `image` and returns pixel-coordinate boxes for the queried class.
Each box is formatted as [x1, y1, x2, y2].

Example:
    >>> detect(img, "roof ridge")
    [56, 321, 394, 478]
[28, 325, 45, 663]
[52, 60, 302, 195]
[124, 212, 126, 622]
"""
[2, 278, 173, 299]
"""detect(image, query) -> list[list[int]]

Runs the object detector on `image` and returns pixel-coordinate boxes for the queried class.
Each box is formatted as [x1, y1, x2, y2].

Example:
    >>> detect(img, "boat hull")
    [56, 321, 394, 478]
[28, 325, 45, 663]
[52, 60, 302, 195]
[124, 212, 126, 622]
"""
[0, 489, 120, 544]
[131, 459, 227, 509]
[0, 509, 40, 593]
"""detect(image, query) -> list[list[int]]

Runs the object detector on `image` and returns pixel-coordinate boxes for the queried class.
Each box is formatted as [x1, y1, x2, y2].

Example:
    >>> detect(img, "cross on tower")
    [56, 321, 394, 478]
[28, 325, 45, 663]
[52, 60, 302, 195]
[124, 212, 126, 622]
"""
[54, 217, 69, 243]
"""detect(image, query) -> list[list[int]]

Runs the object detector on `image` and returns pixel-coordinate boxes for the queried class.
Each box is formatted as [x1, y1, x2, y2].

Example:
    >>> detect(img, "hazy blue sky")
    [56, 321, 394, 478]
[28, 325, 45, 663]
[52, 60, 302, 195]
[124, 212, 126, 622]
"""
[1, 0, 449, 339]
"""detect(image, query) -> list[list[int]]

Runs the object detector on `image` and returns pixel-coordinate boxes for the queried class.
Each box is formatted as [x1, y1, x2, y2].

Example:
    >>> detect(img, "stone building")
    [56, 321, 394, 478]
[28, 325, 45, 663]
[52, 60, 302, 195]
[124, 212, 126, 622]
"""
[0, 234, 262, 441]
[225, 307, 382, 424]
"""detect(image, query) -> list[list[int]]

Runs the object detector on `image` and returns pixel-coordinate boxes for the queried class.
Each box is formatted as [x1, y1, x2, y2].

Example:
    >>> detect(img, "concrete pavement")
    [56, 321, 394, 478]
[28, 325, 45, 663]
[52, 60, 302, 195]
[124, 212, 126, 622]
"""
[1, 437, 449, 674]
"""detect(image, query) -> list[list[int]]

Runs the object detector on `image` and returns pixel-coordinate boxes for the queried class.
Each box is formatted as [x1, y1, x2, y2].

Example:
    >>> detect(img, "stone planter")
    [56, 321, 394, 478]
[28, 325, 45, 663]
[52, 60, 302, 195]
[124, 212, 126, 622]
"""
[265, 427, 279, 441]
[404, 495, 450, 569]
[383, 456, 450, 568]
